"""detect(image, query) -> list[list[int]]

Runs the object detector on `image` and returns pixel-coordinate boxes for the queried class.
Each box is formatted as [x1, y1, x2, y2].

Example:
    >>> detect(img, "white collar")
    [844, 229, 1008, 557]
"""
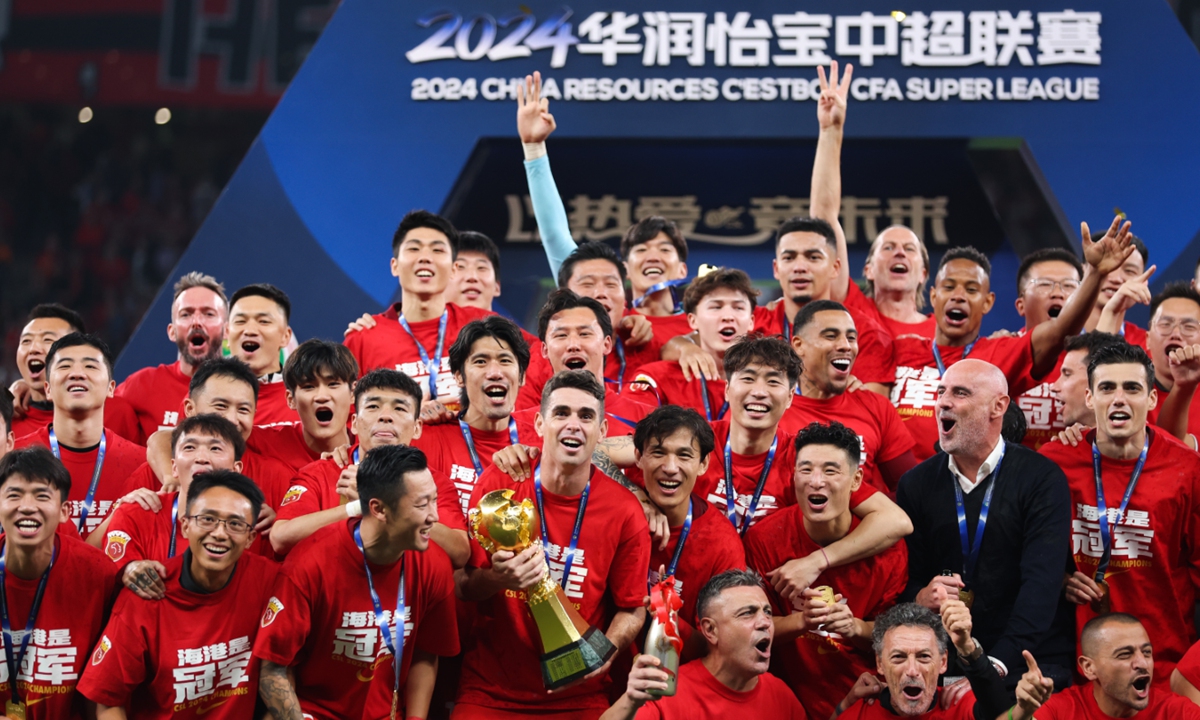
[948, 437, 1006, 495]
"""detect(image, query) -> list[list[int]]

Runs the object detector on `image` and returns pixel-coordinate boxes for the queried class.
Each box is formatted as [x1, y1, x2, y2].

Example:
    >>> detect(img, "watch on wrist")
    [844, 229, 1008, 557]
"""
[961, 637, 984, 662]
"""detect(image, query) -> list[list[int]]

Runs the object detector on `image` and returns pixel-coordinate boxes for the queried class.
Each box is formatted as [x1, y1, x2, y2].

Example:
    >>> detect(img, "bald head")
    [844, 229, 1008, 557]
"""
[1081, 613, 1146, 657]
[936, 359, 1009, 458]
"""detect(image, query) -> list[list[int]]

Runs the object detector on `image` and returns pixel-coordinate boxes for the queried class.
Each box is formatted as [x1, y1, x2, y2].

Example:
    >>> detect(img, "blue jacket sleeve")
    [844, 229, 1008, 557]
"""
[524, 154, 577, 278]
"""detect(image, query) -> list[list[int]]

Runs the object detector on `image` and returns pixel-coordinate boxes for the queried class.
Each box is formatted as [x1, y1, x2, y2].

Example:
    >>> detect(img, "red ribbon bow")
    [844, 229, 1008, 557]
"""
[650, 576, 684, 654]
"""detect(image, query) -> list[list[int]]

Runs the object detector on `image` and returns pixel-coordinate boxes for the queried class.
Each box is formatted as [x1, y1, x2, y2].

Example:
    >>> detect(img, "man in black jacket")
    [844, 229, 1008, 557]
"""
[897, 358, 1073, 692]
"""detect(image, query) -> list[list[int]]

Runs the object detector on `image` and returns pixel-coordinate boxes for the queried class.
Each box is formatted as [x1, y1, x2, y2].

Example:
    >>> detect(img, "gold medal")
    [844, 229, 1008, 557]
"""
[6, 700, 26, 720]
[390, 689, 399, 720]
[1091, 579, 1112, 614]
[958, 588, 974, 609]
[815, 585, 836, 606]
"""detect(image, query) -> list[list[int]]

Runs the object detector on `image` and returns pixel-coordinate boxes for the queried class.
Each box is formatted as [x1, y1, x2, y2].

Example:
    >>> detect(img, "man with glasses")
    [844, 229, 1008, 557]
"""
[1143, 283, 1200, 443]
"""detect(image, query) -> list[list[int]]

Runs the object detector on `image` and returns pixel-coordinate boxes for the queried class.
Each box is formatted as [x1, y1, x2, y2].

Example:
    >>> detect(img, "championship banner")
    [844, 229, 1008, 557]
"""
[115, 0, 1200, 379]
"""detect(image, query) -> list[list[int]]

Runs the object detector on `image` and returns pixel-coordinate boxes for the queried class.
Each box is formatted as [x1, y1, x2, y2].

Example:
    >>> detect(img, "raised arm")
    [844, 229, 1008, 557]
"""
[810, 61, 853, 302]
[518, 71, 577, 278]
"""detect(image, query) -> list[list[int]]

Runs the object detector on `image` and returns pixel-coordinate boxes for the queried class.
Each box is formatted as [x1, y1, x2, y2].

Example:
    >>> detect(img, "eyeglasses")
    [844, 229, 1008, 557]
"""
[1153, 318, 1200, 338]
[1028, 278, 1080, 295]
[187, 514, 252, 535]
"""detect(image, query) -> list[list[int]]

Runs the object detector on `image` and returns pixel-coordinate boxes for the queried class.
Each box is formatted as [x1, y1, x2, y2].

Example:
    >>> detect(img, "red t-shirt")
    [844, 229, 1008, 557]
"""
[0, 535, 120, 719]
[627, 360, 728, 422]
[638, 310, 694, 346]
[780, 390, 915, 494]
[413, 420, 535, 521]
[77, 552, 280, 719]
[1177, 638, 1200, 691]
[633, 659, 807, 719]
[1041, 428, 1200, 679]
[14, 427, 147, 539]
[518, 334, 664, 409]
[253, 379, 300, 428]
[695, 421, 878, 534]
[843, 282, 938, 342]
[115, 361, 192, 444]
[891, 335, 1037, 460]
[1034, 682, 1200, 719]
[1122, 320, 1150, 350]
[1148, 382, 1200, 444]
[11, 400, 141, 446]
[126, 451, 295, 515]
[246, 424, 319, 472]
[9, 403, 54, 442]
[753, 300, 896, 386]
[744, 508, 907, 719]
[343, 302, 494, 412]
[253, 519, 460, 720]
[459, 464, 650, 711]
[647, 497, 747, 628]
[840, 691, 976, 719]
[512, 392, 653, 439]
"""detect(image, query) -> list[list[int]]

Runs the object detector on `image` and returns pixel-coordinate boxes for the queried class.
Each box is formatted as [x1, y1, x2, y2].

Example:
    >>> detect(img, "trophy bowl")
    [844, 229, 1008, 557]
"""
[469, 489, 538, 555]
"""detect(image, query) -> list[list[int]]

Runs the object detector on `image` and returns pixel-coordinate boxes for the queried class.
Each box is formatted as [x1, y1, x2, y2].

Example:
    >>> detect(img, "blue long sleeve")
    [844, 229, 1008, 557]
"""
[524, 154, 577, 279]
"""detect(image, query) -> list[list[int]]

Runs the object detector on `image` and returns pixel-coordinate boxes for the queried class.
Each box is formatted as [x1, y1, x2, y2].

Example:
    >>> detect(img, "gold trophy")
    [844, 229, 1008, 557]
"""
[470, 489, 616, 690]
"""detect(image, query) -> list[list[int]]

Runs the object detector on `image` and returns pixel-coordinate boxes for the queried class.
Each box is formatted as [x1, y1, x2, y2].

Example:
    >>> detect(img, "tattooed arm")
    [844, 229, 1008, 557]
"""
[592, 437, 671, 550]
[259, 661, 303, 720]
[121, 560, 167, 600]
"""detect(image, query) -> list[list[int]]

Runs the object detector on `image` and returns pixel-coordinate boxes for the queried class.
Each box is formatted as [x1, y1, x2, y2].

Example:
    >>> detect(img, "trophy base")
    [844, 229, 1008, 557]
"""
[540, 626, 616, 690]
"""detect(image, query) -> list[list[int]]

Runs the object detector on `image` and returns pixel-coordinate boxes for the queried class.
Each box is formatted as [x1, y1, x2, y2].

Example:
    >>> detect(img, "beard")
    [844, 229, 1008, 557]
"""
[176, 328, 222, 364]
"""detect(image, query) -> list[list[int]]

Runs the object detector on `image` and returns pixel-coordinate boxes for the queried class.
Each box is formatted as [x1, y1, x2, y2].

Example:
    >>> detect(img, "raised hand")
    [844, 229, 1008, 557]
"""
[1064, 571, 1103, 605]
[517, 71, 557, 144]
[816, 60, 853, 131]
[938, 586, 975, 656]
[1082, 216, 1134, 276]
[1014, 650, 1054, 714]
[915, 573, 963, 611]
[1103, 265, 1156, 317]
[1168, 344, 1200, 389]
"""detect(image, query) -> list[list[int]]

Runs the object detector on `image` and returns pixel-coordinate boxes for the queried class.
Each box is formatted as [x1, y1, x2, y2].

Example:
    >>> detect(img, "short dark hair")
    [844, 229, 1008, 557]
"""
[185, 469, 264, 522]
[775, 216, 836, 251]
[557, 241, 627, 289]
[1016, 248, 1083, 295]
[791, 299, 851, 338]
[937, 246, 991, 279]
[540, 369, 606, 415]
[46, 332, 113, 380]
[28, 303, 86, 334]
[1087, 341, 1155, 390]
[353, 369, 422, 418]
[696, 569, 765, 620]
[173, 272, 228, 308]
[357, 444, 428, 510]
[722, 334, 802, 389]
[794, 421, 861, 469]
[1063, 331, 1126, 360]
[392, 210, 459, 258]
[872, 603, 948, 657]
[230, 283, 292, 324]
[0, 390, 12, 437]
[633, 406, 716, 462]
[620, 216, 688, 262]
[448, 317, 531, 413]
[0, 446, 71, 502]
[1080, 612, 1144, 656]
[1149, 281, 1200, 321]
[537, 288, 614, 342]
[282, 339, 359, 393]
[456, 230, 500, 273]
[1002, 402, 1027, 445]
[171, 414, 246, 461]
[681, 267, 759, 315]
[190, 358, 260, 401]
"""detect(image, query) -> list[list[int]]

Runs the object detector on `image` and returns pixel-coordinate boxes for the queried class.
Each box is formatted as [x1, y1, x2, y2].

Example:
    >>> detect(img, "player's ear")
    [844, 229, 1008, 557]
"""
[285, 390, 297, 410]
[233, 460, 243, 474]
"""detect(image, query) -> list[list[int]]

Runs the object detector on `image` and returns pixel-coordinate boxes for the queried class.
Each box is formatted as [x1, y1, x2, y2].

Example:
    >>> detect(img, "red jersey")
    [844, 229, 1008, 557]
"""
[753, 300, 896, 387]
[125, 451, 295, 514]
[77, 552, 280, 719]
[843, 282, 938, 342]
[1121, 320, 1149, 350]
[10, 404, 54, 443]
[343, 302, 494, 411]
[246, 424, 319, 472]
[1148, 381, 1200, 444]
[627, 360, 728, 422]
[840, 692, 976, 720]
[744, 508, 907, 719]
[512, 391, 653, 439]
[11, 400, 141, 446]
[646, 498, 746, 628]
[891, 335, 1037, 460]
[633, 660, 807, 719]
[115, 361, 192, 444]
[519, 335, 665, 408]
[780, 390, 915, 493]
[638, 311, 694, 346]
[14, 427, 147, 539]
[253, 378, 300, 428]
[1034, 682, 1200, 719]
[460, 464, 650, 711]
[0, 535, 120, 720]
[413, 420, 535, 520]
[253, 519, 459, 720]
[1041, 428, 1200, 679]
[1177, 638, 1200, 692]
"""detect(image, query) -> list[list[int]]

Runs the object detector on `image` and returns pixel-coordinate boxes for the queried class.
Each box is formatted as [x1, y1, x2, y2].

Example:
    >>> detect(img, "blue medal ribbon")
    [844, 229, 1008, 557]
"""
[458, 417, 520, 477]
[353, 523, 406, 711]
[0, 540, 56, 708]
[699, 376, 728, 422]
[168, 496, 179, 559]
[1092, 435, 1149, 582]
[612, 338, 627, 390]
[953, 445, 1006, 591]
[48, 427, 106, 535]
[932, 338, 977, 377]
[353, 447, 361, 464]
[533, 466, 589, 588]
[665, 498, 692, 579]
[397, 309, 449, 400]
[632, 278, 688, 312]
[723, 434, 779, 537]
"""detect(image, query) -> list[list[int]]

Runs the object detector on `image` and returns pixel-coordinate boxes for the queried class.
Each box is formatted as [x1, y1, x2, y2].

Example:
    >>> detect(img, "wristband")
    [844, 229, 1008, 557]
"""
[522, 141, 547, 161]
[346, 500, 362, 518]
[820, 546, 831, 571]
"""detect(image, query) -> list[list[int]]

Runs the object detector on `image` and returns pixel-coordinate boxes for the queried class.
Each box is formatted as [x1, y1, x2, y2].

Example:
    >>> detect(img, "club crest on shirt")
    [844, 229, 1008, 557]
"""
[262, 597, 285, 627]
[105, 531, 131, 562]
[280, 486, 306, 507]
[92, 635, 112, 666]
[629, 374, 657, 394]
